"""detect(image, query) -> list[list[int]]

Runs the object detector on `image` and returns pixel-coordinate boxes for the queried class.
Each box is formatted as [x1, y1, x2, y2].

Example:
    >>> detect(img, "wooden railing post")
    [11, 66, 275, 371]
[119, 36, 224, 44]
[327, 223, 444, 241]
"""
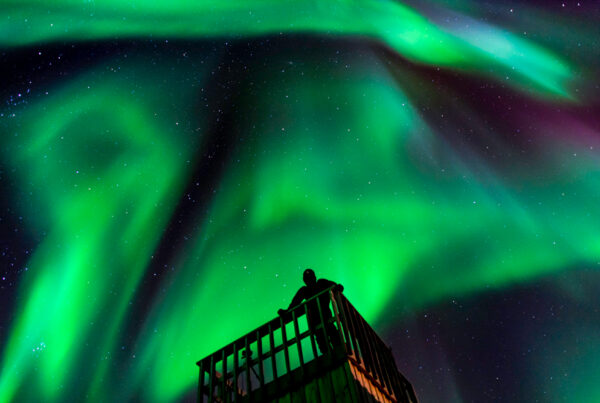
[280, 315, 291, 374]
[232, 342, 238, 402]
[315, 296, 331, 355]
[268, 323, 277, 381]
[332, 290, 352, 355]
[197, 360, 205, 403]
[221, 349, 227, 402]
[341, 297, 362, 365]
[305, 303, 318, 361]
[244, 336, 252, 396]
[256, 330, 264, 388]
[208, 355, 215, 403]
[292, 310, 305, 368]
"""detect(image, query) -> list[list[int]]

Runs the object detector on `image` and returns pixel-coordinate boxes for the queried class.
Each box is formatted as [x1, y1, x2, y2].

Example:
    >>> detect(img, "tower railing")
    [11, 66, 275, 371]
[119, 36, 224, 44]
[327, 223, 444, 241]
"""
[196, 286, 417, 402]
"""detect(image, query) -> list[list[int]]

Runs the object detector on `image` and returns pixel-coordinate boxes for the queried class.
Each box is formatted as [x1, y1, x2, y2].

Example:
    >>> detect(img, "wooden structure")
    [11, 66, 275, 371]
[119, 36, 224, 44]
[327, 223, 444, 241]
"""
[196, 287, 417, 402]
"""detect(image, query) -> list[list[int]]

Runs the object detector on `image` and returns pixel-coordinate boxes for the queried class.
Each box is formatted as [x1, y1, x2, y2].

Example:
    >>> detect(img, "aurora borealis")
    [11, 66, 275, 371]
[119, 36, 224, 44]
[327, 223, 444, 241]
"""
[1, 1, 599, 401]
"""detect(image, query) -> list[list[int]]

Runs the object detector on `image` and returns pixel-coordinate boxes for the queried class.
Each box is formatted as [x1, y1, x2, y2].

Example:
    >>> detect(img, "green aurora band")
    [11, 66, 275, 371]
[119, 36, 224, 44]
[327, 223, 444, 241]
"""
[1, 0, 573, 98]
[1, 1, 599, 401]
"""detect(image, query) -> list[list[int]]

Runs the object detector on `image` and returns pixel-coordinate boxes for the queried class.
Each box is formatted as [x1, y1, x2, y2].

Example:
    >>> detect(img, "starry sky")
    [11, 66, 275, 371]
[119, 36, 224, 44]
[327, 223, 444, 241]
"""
[0, 1, 599, 402]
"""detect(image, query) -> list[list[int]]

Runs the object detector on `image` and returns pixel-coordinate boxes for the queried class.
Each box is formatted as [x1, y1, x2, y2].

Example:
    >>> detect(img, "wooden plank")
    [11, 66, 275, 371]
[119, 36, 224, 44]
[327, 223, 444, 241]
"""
[340, 361, 359, 403]
[348, 358, 394, 403]
[303, 375, 321, 403]
[331, 364, 351, 402]
[278, 391, 292, 403]
[316, 368, 333, 403]
[291, 386, 307, 403]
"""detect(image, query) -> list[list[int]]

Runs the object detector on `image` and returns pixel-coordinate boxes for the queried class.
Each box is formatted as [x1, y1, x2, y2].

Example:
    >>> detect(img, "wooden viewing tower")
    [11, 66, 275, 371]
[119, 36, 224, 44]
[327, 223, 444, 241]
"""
[196, 286, 418, 402]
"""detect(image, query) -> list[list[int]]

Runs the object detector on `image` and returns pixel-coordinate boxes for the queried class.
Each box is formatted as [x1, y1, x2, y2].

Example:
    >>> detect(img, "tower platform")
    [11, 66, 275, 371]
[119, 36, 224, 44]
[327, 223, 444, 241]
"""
[196, 287, 417, 403]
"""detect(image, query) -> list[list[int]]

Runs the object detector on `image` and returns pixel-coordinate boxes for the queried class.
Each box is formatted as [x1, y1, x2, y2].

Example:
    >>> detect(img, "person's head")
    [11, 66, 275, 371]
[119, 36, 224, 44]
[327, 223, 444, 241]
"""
[303, 268, 316, 286]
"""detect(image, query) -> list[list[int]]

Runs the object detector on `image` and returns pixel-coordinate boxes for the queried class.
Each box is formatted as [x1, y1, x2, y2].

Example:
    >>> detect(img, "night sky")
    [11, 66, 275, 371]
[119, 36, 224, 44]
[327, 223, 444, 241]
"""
[1, 1, 599, 402]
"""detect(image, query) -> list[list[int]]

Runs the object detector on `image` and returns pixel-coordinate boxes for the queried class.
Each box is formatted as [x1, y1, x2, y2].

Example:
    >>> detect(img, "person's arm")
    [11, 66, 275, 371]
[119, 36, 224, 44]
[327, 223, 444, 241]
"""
[278, 287, 306, 315]
[287, 287, 306, 309]
[319, 278, 344, 292]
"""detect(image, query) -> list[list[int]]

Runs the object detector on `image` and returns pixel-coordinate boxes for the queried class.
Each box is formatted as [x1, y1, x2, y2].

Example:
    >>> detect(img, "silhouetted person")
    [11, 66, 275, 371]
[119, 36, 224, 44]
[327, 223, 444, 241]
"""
[278, 269, 343, 355]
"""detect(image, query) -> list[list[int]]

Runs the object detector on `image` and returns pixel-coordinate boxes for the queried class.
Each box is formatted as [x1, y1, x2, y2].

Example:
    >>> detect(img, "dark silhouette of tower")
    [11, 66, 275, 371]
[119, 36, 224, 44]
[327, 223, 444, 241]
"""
[196, 284, 418, 402]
